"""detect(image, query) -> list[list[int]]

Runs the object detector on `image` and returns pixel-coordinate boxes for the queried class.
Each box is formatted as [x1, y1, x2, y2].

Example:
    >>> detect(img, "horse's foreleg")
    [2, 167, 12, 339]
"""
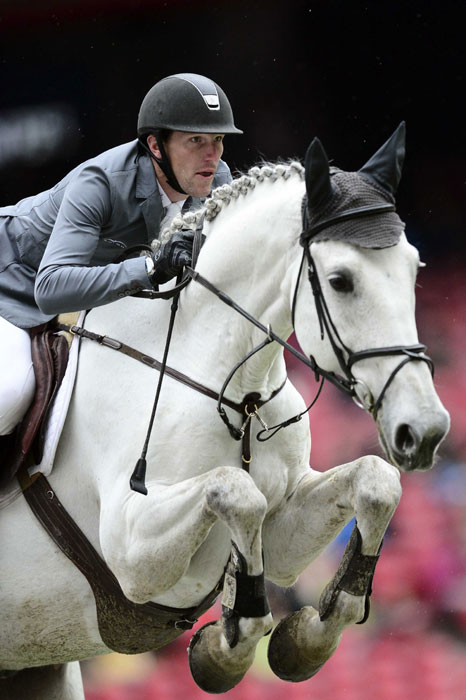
[264, 455, 401, 682]
[101, 466, 272, 692]
[102, 466, 266, 602]
[189, 467, 273, 693]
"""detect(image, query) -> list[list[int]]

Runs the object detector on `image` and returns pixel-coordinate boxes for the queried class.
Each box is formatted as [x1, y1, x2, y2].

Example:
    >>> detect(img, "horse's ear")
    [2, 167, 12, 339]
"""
[358, 121, 406, 196]
[305, 138, 333, 208]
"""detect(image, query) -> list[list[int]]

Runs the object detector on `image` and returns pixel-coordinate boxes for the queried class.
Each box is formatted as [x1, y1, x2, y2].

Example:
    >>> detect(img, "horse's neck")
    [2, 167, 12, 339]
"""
[171, 177, 304, 398]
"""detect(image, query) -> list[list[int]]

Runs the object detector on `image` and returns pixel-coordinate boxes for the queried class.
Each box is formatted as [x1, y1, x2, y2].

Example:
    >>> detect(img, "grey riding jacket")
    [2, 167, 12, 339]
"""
[0, 140, 231, 329]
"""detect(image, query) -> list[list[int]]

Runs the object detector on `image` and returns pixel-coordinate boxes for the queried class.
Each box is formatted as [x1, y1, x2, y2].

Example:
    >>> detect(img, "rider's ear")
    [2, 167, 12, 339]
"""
[358, 121, 406, 196]
[147, 134, 162, 160]
[304, 138, 333, 208]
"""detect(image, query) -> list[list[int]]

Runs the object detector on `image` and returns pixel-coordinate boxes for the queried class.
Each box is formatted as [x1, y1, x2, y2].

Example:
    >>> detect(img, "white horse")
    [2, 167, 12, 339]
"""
[0, 124, 449, 698]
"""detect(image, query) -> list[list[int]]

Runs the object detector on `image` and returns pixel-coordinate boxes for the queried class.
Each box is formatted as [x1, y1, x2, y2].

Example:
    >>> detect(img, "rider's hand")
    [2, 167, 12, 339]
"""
[147, 230, 195, 286]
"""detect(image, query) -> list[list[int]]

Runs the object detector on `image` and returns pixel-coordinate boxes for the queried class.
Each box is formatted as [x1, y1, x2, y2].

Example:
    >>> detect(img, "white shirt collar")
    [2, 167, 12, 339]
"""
[156, 179, 187, 211]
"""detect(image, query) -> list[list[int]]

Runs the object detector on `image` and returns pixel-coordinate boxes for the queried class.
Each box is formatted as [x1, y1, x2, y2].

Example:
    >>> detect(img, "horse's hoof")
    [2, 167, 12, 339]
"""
[267, 606, 339, 682]
[188, 621, 248, 694]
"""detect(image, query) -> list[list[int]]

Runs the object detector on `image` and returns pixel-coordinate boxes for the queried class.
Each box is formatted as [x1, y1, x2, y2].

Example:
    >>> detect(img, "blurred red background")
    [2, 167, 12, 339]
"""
[1, 1, 464, 696]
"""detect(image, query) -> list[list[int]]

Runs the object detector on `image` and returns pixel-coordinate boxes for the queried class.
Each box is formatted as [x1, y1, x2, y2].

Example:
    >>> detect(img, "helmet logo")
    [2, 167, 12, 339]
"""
[174, 73, 221, 111]
[204, 94, 220, 110]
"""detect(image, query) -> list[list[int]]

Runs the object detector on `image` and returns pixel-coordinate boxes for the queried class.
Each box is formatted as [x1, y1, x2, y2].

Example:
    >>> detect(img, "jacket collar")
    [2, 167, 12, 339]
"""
[136, 152, 164, 243]
[136, 151, 158, 200]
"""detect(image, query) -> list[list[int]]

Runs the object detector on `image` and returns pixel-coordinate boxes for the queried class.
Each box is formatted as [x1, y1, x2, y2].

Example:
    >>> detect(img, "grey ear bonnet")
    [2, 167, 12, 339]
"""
[304, 122, 406, 249]
[309, 169, 405, 249]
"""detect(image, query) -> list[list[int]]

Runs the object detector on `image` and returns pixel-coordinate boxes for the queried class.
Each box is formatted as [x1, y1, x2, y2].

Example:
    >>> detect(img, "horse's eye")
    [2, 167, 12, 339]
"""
[328, 273, 354, 293]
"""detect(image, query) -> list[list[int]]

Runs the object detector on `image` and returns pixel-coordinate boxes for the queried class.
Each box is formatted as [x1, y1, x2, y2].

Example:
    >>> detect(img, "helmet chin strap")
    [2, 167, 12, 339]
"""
[138, 134, 188, 196]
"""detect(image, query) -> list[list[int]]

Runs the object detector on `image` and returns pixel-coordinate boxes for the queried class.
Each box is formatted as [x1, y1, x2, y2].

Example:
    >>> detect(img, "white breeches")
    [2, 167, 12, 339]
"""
[0, 316, 36, 435]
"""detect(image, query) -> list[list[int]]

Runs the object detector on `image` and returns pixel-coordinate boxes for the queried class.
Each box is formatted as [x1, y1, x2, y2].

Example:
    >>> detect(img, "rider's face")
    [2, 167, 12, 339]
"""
[149, 131, 225, 201]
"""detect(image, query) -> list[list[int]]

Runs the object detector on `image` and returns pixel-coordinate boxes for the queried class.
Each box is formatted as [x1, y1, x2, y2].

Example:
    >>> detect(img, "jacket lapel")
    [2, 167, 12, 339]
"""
[136, 153, 164, 243]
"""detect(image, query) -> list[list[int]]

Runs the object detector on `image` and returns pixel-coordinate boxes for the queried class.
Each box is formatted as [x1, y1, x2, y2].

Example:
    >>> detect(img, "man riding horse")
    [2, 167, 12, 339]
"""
[0, 73, 242, 440]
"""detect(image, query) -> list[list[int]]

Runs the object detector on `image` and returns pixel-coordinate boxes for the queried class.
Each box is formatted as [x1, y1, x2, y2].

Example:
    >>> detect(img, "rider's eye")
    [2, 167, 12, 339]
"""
[328, 273, 354, 293]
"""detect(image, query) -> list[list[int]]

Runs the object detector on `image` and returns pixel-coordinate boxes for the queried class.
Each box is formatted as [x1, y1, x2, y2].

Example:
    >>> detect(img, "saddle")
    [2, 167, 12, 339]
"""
[1, 319, 72, 488]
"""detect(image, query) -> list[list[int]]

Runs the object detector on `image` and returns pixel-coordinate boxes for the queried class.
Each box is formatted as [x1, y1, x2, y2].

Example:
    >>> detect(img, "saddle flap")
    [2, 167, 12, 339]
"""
[22, 332, 55, 454]
[36, 334, 69, 460]
[3, 326, 69, 484]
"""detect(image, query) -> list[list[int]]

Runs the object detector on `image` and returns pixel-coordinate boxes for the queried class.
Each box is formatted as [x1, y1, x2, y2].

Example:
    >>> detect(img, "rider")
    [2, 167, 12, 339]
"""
[0, 73, 242, 437]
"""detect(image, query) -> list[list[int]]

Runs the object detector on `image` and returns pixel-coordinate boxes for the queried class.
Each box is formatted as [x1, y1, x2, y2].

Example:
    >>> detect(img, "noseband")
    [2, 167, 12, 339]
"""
[294, 197, 434, 417]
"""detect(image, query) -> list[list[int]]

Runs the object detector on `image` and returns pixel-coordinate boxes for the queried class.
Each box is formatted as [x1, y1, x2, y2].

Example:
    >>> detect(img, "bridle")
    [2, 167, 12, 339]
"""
[67, 194, 435, 494]
[292, 197, 434, 418]
[184, 195, 434, 425]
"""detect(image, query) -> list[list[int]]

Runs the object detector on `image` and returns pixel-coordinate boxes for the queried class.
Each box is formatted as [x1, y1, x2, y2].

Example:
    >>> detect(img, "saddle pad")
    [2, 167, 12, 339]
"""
[0, 311, 85, 509]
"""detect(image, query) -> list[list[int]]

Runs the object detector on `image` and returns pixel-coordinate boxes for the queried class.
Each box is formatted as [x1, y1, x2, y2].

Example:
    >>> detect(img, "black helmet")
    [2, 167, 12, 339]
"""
[137, 73, 243, 136]
[137, 73, 242, 195]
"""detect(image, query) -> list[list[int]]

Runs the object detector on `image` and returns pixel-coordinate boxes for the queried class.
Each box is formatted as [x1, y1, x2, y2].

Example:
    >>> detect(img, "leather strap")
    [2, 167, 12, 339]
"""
[57, 324, 246, 413]
[57, 323, 286, 468]
[239, 392, 262, 471]
[18, 470, 222, 652]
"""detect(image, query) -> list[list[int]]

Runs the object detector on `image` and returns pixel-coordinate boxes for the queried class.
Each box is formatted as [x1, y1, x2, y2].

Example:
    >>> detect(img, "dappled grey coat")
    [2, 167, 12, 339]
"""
[0, 140, 231, 329]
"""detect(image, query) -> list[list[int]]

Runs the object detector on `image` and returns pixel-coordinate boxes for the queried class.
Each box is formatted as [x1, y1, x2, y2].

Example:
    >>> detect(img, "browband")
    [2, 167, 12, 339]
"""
[300, 200, 396, 242]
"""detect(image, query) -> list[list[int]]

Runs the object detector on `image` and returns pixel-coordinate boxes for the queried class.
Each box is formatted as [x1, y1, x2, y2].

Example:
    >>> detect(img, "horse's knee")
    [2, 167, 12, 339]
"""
[205, 467, 267, 523]
[205, 468, 267, 576]
[354, 456, 401, 515]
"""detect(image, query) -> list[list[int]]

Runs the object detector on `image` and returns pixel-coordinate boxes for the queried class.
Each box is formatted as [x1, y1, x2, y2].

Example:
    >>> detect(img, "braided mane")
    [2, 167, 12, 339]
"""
[152, 160, 305, 251]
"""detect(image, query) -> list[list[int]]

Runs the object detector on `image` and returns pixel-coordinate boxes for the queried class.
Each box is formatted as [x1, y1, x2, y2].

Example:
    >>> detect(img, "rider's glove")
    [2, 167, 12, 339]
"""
[145, 230, 195, 286]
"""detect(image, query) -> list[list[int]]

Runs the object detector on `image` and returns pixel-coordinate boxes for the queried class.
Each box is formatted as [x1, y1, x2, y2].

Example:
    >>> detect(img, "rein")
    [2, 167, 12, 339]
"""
[65, 193, 434, 494]
[58, 324, 287, 488]
[130, 283, 182, 494]
[182, 197, 434, 422]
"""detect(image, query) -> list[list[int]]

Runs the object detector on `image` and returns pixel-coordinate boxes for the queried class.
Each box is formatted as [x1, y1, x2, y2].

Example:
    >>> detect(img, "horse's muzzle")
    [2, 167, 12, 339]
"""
[381, 409, 450, 472]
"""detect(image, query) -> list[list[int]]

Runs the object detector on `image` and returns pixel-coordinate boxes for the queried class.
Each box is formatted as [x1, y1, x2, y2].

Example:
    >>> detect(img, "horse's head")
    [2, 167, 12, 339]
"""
[294, 123, 450, 471]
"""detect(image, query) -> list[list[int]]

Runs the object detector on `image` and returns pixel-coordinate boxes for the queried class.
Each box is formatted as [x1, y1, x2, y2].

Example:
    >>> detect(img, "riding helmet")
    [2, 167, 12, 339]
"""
[137, 73, 243, 136]
[137, 73, 242, 194]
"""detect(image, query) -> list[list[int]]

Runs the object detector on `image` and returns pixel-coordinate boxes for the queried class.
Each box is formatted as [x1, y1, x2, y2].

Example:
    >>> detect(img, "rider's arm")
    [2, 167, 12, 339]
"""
[34, 165, 151, 315]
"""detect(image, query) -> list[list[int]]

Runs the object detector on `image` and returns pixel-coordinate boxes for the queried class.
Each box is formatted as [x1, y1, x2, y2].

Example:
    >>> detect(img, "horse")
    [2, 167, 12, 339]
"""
[0, 123, 449, 698]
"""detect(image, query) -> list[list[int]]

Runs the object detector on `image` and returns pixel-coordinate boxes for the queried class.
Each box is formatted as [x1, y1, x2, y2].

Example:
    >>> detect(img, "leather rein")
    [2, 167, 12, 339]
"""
[17, 192, 436, 645]
[61, 196, 434, 493]
[183, 196, 433, 421]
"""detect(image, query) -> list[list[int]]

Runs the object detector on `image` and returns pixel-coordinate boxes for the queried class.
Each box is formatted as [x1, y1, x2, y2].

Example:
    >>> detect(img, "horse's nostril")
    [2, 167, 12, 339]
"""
[426, 427, 449, 453]
[395, 423, 418, 454]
